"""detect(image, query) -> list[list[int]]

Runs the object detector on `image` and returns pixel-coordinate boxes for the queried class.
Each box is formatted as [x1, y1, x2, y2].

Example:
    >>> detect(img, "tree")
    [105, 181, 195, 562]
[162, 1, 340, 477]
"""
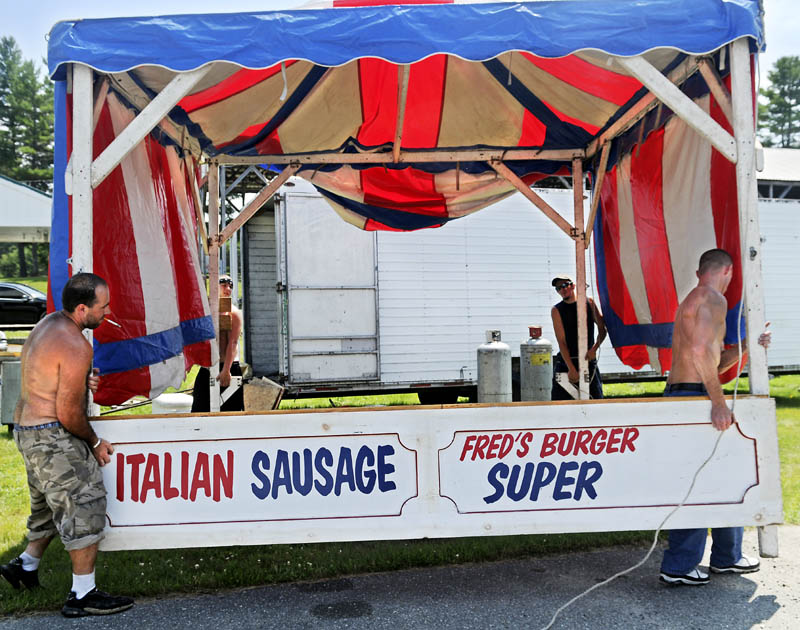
[0, 35, 54, 192]
[758, 56, 800, 148]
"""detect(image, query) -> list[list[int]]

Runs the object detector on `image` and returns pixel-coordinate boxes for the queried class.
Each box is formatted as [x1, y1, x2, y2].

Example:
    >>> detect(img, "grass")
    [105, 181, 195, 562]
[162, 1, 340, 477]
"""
[2, 376, 799, 615]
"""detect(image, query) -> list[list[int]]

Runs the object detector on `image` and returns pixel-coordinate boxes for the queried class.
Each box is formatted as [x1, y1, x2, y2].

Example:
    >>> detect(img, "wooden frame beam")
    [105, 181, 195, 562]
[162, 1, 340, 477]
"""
[573, 157, 590, 400]
[584, 142, 611, 249]
[586, 56, 701, 158]
[393, 65, 410, 164]
[218, 165, 300, 245]
[92, 79, 110, 131]
[91, 66, 212, 189]
[617, 55, 736, 163]
[185, 156, 208, 256]
[698, 57, 734, 127]
[221, 148, 584, 166]
[489, 160, 576, 238]
[207, 163, 222, 412]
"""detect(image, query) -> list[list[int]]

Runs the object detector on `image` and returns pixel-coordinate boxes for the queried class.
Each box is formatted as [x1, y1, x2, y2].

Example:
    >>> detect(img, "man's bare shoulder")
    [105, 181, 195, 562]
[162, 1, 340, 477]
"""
[26, 313, 91, 358]
[681, 285, 726, 310]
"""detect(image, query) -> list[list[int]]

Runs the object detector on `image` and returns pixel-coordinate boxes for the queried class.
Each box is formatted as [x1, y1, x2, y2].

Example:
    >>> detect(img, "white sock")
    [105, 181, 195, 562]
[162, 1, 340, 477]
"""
[71, 572, 96, 599]
[19, 552, 40, 572]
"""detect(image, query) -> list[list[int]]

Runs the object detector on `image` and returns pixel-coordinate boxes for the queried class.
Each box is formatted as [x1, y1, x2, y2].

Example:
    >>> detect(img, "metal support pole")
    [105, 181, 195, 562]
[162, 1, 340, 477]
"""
[573, 158, 589, 400]
[208, 163, 222, 412]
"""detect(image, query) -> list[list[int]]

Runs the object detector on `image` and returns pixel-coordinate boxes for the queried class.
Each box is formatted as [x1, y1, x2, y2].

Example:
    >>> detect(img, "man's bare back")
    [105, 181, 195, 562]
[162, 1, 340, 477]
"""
[668, 285, 728, 386]
[16, 312, 93, 427]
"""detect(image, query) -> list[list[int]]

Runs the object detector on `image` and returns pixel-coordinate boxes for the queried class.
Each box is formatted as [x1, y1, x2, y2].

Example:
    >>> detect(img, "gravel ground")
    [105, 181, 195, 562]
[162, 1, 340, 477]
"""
[1, 525, 797, 630]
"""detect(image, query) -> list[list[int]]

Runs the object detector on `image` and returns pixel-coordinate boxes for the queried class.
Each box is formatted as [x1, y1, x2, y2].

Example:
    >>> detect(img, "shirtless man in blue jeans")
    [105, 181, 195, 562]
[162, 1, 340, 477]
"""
[659, 249, 771, 586]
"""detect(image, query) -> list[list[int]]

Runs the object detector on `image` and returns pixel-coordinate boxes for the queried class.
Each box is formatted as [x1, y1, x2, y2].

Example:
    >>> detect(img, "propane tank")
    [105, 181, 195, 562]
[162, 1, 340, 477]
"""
[520, 325, 553, 401]
[477, 330, 512, 403]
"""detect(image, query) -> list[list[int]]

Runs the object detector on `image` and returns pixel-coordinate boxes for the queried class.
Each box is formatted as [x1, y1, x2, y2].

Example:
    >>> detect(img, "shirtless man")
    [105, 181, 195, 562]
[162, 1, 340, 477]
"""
[659, 249, 771, 586]
[191, 274, 244, 411]
[0, 273, 134, 617]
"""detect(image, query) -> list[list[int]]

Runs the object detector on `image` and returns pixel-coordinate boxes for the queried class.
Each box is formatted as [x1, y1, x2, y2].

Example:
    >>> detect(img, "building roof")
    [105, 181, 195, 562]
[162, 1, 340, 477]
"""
[760, 148, 800, 183]
[0, 174, 52, 241]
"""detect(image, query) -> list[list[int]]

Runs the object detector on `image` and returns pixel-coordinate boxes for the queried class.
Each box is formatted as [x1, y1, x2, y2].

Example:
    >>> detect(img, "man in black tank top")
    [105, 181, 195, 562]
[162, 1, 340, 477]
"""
[550, 274, 607, 399]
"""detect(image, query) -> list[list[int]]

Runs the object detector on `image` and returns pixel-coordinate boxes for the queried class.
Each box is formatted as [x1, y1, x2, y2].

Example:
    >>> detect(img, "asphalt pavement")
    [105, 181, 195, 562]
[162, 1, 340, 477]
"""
[1, 525, 798, 629]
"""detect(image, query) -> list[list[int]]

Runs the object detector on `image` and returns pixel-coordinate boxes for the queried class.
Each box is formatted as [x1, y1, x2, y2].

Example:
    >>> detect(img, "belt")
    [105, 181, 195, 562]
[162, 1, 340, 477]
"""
[14, 421, 62, 431]
[664, 383, 707, 394]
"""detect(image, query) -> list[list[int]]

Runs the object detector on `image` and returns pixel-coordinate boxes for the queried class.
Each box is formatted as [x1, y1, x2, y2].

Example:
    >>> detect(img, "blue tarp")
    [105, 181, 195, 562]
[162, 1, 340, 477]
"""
[48, 0, 763, 80]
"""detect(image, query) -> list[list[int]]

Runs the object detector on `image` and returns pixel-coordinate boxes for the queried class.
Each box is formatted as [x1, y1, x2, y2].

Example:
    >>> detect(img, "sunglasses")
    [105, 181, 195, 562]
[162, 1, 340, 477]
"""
[555, 282, 573, 291]
[219, 279, 233, 287]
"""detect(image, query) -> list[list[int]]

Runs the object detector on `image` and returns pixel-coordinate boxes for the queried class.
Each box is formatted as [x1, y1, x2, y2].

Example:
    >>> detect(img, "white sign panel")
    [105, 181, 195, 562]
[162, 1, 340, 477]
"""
[92, 397, 782, 551]
[108, 433, 417, 527]
[439, 424, 757, 514]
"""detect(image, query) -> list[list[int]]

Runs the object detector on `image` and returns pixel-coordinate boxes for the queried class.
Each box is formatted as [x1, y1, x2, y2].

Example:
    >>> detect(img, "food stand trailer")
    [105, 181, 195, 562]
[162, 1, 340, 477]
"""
[46, 0, 781, 554]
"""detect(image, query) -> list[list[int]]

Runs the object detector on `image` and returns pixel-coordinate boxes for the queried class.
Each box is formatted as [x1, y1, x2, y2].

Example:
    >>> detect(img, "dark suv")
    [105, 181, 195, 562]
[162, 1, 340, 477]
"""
[0, 282, 47, 324]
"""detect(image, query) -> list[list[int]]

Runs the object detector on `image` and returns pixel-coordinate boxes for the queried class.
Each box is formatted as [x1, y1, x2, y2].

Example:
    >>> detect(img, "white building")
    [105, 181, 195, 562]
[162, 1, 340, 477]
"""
[0, 174, 51, 243]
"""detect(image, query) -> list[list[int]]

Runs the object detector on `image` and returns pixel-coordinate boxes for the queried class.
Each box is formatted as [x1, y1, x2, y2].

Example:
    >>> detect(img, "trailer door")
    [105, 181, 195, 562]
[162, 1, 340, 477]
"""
[280, 191, 379, 383]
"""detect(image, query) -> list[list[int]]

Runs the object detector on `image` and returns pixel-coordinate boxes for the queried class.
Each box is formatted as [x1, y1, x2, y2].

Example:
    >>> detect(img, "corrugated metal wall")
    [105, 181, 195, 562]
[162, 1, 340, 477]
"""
[243, 207, 280, 375]
[758, 198, 800, 370]
[375, 188, 616, 384]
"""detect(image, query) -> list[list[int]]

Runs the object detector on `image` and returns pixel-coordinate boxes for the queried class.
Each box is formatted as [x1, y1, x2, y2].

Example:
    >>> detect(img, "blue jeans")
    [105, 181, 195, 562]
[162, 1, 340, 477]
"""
[660, 385, 743, 573]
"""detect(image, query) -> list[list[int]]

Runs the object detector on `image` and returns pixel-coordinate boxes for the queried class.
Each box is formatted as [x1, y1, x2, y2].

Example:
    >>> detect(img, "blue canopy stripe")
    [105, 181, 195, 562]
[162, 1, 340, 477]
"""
[48, 1, 763, 80]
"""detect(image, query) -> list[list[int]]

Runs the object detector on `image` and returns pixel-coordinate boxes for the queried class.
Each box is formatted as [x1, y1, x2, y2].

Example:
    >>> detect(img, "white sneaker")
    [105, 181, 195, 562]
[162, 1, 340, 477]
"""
[659, 567, 710, 585]
[710, 554, 760, 574]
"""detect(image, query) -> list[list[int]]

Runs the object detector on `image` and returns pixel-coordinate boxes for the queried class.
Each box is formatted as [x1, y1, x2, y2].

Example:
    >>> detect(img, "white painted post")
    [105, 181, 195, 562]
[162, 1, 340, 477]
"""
[208, 163, 222, 412]
[730, 38, 777, 557]
[71, 64, 99, 415]
[71, 64, 94, 277]
[730, 38, 769, 395]
[573, 158, 589, 400]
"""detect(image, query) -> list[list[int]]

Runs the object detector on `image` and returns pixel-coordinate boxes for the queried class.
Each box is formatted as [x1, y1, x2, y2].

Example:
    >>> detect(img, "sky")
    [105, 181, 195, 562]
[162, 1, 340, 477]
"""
[0, 0, 796, 88]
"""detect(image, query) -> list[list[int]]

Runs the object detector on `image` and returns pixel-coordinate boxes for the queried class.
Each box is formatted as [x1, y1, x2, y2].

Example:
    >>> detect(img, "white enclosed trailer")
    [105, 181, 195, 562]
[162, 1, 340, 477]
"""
[243, 179, 800, 399]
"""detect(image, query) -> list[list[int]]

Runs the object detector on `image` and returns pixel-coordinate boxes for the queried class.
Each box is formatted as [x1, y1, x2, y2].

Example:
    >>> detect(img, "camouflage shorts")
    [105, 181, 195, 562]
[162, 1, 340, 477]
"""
[14, 423, 107, 551]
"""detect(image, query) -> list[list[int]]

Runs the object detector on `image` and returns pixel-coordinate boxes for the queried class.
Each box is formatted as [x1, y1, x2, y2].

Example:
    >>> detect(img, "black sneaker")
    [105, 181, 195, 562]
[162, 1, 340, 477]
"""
[659, 567, 710, 586]
[61, 588, 134, 617]
[0, 557, 40, 589]
[710, 554, 761, 574]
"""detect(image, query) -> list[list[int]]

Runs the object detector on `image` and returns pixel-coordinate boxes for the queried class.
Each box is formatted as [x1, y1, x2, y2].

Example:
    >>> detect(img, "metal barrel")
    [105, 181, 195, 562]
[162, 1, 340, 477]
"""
[477, 330, 512, 403]
[520, 325, 552, 401]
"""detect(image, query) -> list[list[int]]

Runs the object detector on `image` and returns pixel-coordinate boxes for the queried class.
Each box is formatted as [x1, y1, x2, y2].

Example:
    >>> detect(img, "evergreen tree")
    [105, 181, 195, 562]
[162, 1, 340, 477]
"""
[0, 35, 54, 192]
[0, 36, 23, 175]
[758, 56, 800, 148]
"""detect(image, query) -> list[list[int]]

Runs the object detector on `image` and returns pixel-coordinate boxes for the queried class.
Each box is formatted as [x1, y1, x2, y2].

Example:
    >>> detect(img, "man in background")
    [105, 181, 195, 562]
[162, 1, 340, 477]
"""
[550, 274, 606, 400]
[192, 274, 244, 412]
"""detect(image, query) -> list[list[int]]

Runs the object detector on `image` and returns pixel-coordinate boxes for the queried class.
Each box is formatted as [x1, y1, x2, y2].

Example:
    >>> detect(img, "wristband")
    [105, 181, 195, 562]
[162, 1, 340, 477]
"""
[92, 437, 102, 449]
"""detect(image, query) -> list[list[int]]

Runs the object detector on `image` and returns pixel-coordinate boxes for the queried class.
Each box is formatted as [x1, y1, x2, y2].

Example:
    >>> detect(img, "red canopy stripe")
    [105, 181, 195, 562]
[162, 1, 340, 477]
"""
[520, 53, 642, 107]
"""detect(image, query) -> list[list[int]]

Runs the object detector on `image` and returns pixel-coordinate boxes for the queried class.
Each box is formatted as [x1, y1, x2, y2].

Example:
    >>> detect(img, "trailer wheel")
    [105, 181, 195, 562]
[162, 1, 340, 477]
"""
[417, 389, 459, 405]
